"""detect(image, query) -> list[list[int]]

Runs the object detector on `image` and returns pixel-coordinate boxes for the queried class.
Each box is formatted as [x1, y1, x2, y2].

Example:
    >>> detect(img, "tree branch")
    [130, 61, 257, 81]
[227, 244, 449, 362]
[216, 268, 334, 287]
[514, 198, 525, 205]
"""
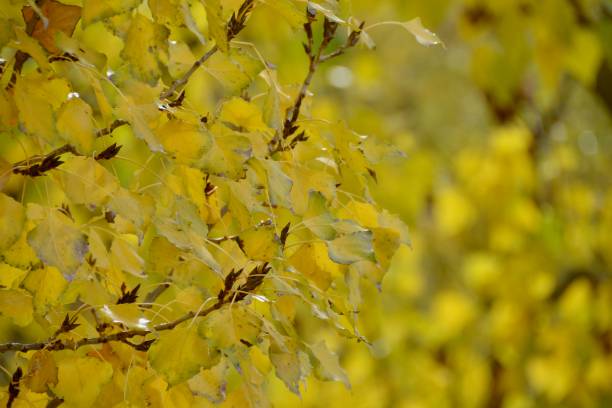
[271, 12, 364, 153]
[159, 45, 218, 100]
[0, 264, 270, 354]
[0, 297, 219, 353]
[159, 0, 257, 100]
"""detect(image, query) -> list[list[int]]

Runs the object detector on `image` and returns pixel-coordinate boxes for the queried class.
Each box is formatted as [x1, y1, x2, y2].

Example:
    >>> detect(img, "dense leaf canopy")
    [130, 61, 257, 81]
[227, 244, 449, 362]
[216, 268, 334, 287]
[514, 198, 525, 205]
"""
[0, 0, 418, 406]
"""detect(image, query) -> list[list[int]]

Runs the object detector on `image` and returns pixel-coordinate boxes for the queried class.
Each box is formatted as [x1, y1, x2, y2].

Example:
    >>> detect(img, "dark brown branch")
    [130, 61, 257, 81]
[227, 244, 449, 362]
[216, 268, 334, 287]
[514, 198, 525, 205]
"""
[12, 132, 126, 177]
[12, 144, 77, 177]
[0, 301, 220, 353]
[273, 13, 363, 153]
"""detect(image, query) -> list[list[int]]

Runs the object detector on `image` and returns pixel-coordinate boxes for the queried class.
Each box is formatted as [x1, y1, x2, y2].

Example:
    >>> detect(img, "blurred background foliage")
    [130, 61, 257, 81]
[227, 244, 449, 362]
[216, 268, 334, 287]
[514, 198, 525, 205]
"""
[246, 0, 612, 406]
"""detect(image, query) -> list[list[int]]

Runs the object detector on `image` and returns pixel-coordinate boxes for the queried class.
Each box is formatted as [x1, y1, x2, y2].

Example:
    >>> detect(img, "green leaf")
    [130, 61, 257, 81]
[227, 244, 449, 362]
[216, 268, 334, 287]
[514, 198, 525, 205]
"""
[401, 17, 443, 47]
[327, 231, 375, 264]
[308, 340, 350, 389]
[257, 159, 293, 209]
[270, 338, 306, 395]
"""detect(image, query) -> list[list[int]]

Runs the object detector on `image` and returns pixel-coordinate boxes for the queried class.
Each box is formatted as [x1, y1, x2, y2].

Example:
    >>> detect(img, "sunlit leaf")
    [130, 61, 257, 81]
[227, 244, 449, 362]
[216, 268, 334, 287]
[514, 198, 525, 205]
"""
[52, 356, 113, 407]
[400, 17, 444, 47]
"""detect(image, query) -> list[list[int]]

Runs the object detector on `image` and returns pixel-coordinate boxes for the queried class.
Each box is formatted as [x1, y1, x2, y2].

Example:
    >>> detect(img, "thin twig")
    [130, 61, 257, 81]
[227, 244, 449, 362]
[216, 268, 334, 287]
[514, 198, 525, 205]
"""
[0, 299, 220, 353]
[159, 0, 257, 100]
[159, 45, 218, 100]
[0, 263, 269, 353]
[272, 12, 363, 153]
[141, 280, 172, 309]
[95, 119, 129, 138]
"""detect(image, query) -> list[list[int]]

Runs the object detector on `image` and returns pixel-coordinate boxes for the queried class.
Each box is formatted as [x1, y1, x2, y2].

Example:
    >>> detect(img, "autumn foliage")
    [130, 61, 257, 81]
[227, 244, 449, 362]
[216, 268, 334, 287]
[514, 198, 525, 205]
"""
[0, 0, 436, 406]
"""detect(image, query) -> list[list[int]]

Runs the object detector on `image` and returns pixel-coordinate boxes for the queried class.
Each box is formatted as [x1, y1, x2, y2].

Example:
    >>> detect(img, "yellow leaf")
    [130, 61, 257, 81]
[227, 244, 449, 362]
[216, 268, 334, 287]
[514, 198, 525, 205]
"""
[289, 242, 338, 290]
[0, 262, 26, 288]
[372, 227, 400, 270]
[24, 350, 58, 393]
[56, 157, 120, 207]
[187, 360, 229, 404]
[204, 0, 228, 52]
[156, 119, 211, 165]
[269, 338, 305, 395]
[52, 356, 113, 407]
[149, 0, 182, 27]
[263, 0, 306, 29]
[220, 97, 270, 132]
[82, 0, 139, 26]
[11, 27, 50, 70]
[23, 266, 67, 313]
[0, 192, 25, 251]
[0, 89, 17, 130]
[149, 326, 219, 386]
[27, 208, 88, 277]
[241, 227, 279, 262]
[110, 236, 145, 277]
[0, 288, 33, 326]
[100, 303, 150, 329]
[56, 98, 96, 154]
[168, 40, 196, 78]
[121, 14, 169, 84]
[200, 305, 261, 350]
[259, 158, 293, 208]
[205, 48, 264, 93]
[13, 73, 69, 142]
